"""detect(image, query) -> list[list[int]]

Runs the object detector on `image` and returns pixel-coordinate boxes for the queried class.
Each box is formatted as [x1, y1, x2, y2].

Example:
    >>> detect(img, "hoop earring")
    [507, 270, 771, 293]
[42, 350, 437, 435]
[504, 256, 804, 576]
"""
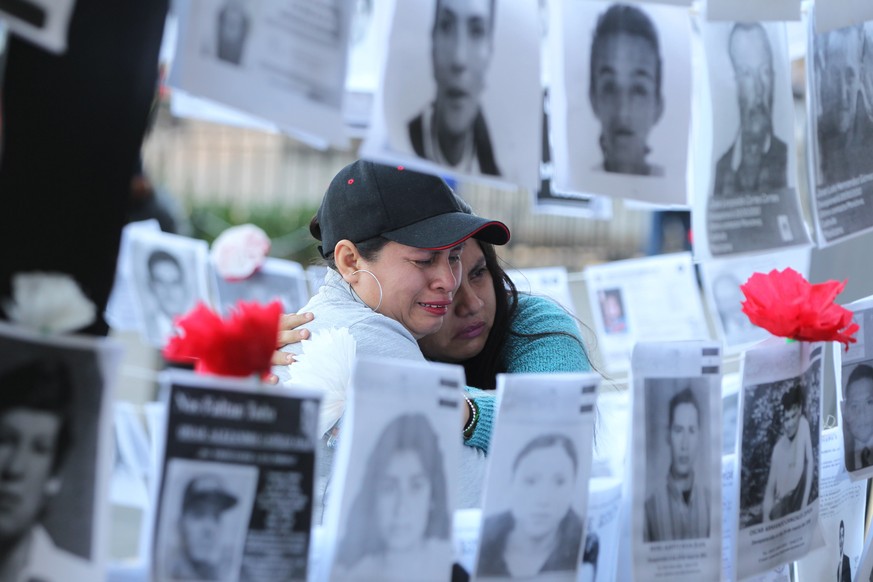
[348, 269, 383, 312]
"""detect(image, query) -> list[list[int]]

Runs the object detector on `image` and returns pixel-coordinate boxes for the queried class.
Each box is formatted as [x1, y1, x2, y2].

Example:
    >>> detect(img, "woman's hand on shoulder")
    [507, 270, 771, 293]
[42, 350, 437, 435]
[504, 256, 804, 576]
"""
[264, 312, 314, 385]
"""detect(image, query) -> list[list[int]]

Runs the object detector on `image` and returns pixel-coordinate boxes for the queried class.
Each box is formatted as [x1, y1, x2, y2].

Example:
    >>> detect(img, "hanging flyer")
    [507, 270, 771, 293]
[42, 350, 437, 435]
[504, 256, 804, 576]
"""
[579, 477, 623, 582]
[473, 372, 599, 581]
[0, 322, 122, 582]
[735, 340, 825, 579]
[152, 371, 322, 582]
[837, 294, 873, 479]
[631, 341, 723, 582]
[794, 428, 866, 582]
[321, 357, 463, 582]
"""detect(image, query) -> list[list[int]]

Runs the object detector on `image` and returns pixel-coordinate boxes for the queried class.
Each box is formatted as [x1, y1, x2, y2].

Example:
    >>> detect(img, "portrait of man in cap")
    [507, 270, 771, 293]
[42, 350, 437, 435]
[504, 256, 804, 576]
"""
[168, 474, 239, 581]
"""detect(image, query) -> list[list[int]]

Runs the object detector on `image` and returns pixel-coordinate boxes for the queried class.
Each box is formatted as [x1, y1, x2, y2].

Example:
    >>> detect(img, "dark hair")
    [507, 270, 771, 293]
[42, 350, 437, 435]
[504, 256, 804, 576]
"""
[512, 433, 578, 476]
[846, 364, 873, 400]
[461, 242, 589, 390]
[432, 0, 497, 36]
[309, 214, 390, 270]
[147, 249, 182, 279]
[337, 413, 450, 567]
[0, 358, 74, 474]
[781, 383, 804, 410]
[589, 4, 662, 102]
[668, 387, 700, 429]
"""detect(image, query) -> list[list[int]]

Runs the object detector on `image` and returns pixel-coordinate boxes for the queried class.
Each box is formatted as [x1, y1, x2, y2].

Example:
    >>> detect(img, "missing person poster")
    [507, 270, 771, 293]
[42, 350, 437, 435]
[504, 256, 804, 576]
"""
[698, 20, 810, 258]
[584, 252, 710, 372]
[321, 356, 463, 582]
[806, 14, 873, 246]
[152, 371, 323, 581]
[0, 322, 122, 582]
[171, 0, 353, 149]
[579, 477, 622, 582]
[794, 428, 866, 582]
[473, 372, 599, 581]
[735, 339, 825, 579]
[837, 294, 873, 479]
[549, 0, 692, 205]
[631, 341, 723, 582]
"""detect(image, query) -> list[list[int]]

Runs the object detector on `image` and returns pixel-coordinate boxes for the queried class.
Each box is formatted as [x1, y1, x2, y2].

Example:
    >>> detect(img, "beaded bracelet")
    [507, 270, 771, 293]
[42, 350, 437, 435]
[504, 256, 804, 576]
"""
[463, 394, 480, 440]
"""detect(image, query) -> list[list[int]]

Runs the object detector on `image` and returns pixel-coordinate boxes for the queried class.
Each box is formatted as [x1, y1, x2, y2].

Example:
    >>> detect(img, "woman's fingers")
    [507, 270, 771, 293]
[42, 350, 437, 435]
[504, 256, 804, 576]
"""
[275, 312, 314, 348]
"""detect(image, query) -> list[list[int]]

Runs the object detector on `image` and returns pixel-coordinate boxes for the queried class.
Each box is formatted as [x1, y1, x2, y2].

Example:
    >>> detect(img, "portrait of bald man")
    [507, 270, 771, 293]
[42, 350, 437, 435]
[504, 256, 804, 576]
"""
[713, 22, 787, 197]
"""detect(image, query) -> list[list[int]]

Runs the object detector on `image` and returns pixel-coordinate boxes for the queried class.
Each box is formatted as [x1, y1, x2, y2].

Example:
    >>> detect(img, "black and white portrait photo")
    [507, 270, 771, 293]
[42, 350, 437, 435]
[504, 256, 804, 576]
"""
[643, 379, 711, 543]
[712, 23, 788, 197]
[213, 0, 250, 66]
[549, 1, 691, 205]
[128, 229, 210, 347]
[806, 20, 873, 245]
[477, 432, 585, 579]
[739, 374, 820, 528]
[155, 460, 257, 582]
[334, 413, 452, 581]
[212, 257, 309, 316]
[700, 21, 808, 257]
[363, 0, 541, 188]
[408, 0, 500, 176]
[837, 519, 852, 582]
[814, 23, 873, 187]
[0, 327, 116, 581]
[841, 362, 873, 472]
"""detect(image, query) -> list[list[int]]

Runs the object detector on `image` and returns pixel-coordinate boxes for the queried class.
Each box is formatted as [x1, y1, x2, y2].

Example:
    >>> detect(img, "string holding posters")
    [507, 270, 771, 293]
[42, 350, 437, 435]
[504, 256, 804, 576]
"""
[837, 294, 873, 480]
[697, 20, 810, 259]
[152, 371, 323, 581]
[735, 340, 825, 579]
[549, 0, 692, 205]
[171, 0, 353, 149]
[806, 15, 873, 246]
[473, 372, 599, 581]
[631, 341, 723, 582]
[0, 322, 122, 582]
[321, 357, 463, 582]
[360, 0, 541, 189]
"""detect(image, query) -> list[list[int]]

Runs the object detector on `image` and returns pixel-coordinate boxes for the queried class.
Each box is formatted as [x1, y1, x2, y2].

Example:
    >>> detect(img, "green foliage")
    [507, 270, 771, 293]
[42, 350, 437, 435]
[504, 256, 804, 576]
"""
[188, 202, 322, 267]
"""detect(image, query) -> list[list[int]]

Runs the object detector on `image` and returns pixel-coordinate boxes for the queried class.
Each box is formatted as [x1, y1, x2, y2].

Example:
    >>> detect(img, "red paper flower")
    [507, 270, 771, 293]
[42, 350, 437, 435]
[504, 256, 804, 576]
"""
[740, 268, 859, 349]
[163, 301, 282, 379]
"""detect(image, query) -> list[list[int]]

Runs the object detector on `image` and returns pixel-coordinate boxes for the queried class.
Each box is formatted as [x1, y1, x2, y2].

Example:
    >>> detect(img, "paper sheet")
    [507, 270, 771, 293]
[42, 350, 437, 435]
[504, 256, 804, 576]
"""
[549, 1, 692, 205]
[473, 372, 599, 581]
[152, 371, 323, 581]
[322, 357, 464, 582]
[735, 340, 826, 579]
[171, 0, 352, 149]
[584, 252, 710, 372]
[631, 341, 723, 582]
[0, 322, 122, 581]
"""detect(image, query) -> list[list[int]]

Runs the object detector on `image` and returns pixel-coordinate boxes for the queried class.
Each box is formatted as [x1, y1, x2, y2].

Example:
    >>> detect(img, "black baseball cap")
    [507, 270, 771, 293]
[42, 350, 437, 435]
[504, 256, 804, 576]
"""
[182, 475, 237, 513]
[312, 160, 510, 258]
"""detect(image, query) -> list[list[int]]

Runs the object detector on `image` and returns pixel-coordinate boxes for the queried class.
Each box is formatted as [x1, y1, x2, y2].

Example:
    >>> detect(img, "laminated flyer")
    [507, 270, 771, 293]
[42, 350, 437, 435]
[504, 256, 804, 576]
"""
[631, 341, 723, 582]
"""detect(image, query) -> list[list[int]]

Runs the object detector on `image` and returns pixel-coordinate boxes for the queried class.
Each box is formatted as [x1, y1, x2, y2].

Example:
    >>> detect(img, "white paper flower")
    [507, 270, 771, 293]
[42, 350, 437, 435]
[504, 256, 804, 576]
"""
[210, 223, 271, 281]
[283, 327, 356, 438]
[4, 272, 96, 333]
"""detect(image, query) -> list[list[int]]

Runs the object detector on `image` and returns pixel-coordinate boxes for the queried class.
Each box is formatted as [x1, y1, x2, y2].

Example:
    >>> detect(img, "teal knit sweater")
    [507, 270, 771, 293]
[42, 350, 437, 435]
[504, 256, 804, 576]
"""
[464, 294, 591, 452]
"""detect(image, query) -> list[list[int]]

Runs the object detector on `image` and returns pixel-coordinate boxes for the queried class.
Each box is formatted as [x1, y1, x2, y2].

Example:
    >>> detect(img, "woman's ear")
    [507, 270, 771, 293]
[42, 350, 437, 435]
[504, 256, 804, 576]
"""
[334, 240, 361, 279]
